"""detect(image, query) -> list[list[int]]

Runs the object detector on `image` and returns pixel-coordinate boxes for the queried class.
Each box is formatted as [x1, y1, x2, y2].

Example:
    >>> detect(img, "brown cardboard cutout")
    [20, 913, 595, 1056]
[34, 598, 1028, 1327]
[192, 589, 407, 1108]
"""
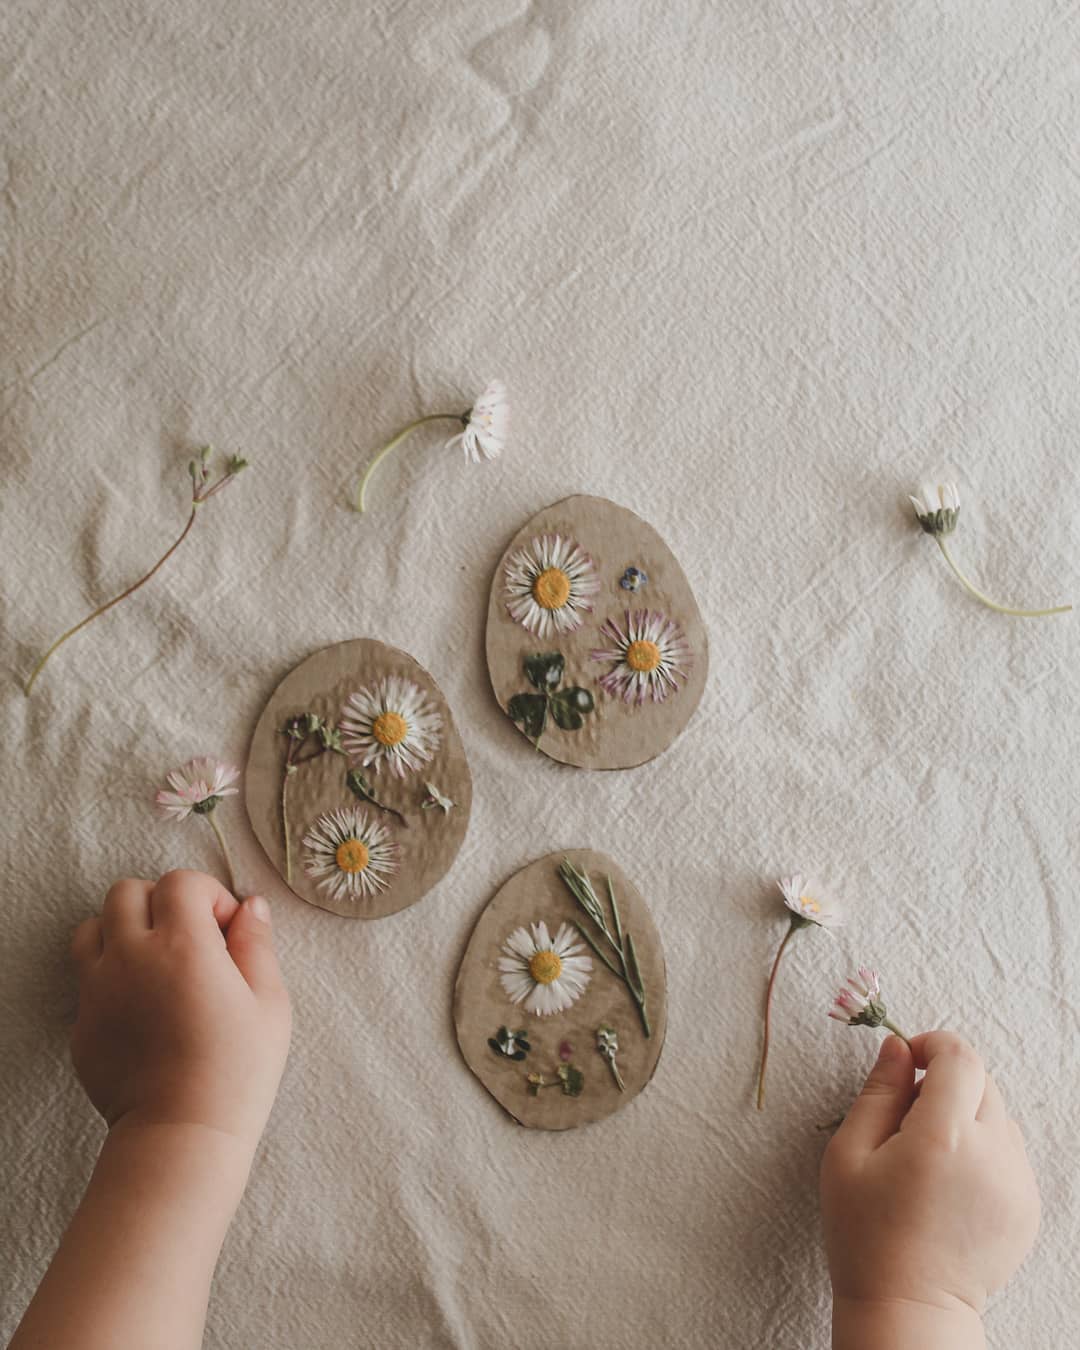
[246, 639, 471, 918]
[454, 849, 667, 1129]
[486, 495, 708, 769]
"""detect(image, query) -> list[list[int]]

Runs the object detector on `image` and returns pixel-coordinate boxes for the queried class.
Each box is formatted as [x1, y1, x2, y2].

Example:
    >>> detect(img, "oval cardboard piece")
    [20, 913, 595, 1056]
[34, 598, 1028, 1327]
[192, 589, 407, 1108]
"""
[454, 849, 667, 1129]
[486, 495, 707, 769]
[246, 639, 471, 918]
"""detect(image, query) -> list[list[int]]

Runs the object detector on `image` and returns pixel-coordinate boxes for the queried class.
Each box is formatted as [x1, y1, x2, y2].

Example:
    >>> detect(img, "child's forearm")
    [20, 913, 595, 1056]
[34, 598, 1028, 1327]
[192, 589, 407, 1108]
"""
[832, 1296, 986, 1350]
[10, 1120, 254, 1350]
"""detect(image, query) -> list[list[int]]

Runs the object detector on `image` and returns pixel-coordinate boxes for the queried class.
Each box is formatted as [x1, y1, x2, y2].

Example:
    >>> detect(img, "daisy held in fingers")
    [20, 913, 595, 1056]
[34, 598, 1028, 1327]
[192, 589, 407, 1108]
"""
[909, 480, 1071, 618]
[829, 967, 910, 1044]
[757, 875, 840, 1111]
[24, 447, 249, 695]
[353, 379, 507, 513]
[155, 757, 241, 894]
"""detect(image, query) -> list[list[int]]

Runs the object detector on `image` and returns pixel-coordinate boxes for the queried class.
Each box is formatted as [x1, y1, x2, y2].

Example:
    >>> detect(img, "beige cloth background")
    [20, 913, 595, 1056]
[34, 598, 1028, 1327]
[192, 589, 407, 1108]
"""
[3, 3, 1079, 1346]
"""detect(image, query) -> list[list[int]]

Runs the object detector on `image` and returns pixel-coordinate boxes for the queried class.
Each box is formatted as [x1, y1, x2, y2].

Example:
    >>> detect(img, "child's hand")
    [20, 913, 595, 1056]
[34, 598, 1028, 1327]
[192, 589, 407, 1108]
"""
[70, 870, 291, 1151]
[821, 1031, 1039, 1342]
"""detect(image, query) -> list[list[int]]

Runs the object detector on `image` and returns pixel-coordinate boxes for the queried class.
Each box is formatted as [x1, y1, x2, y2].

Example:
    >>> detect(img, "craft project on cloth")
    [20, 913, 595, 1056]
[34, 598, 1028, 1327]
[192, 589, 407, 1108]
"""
[486, 496, 708, 769]
[453, 848, 667, 1130]
[245, 639, 471, 918]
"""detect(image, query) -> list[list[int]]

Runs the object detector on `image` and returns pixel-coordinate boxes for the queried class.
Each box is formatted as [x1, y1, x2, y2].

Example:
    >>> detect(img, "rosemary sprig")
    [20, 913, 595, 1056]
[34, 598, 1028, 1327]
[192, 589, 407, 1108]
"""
[558, 859, 651, 1038]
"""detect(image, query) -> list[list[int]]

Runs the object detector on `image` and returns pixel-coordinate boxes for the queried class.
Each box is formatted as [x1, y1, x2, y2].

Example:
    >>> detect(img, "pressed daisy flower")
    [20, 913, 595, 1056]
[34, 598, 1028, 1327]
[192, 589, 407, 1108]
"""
[154, 756, 240, 894]
[591, 609, 691, 705]
[340, 676, 442, 778]
[155, 757, 240, 821]
[829, 967, 909, 1043]
[504, 533, 601, 638]
[909, 478, 1071, 618]
[757, 874, 838, 1112]
[498, 920, 593, 1017]
[302, 805, 399, 903]
[353, 379, 507, 512]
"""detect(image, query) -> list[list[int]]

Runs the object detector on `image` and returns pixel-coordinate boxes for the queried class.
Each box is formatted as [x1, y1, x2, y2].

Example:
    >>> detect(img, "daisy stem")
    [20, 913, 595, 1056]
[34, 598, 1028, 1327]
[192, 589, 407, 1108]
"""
[205, 810, 237, 896]
[936, 538, 1072, 618]
[352, 413, 467, 514]
[281, 762, 295, 884]
[882, 1019, 911, 1048]
[24, 503, 200, 696]
[757, 920, 798, 1112]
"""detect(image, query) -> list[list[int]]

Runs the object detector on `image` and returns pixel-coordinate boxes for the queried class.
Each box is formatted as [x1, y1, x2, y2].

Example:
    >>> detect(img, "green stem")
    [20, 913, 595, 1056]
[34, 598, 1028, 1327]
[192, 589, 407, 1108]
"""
[757, 920, 798, 1112]
[281, 761, 295, 884]
[882, 1019, 911, 1047]
[936, 537, 1071, 618]
[205, 810, 237, 896]
[352, 413, 466, 514]
[572, 921, 623, 978]
[24, 504, 199, 696]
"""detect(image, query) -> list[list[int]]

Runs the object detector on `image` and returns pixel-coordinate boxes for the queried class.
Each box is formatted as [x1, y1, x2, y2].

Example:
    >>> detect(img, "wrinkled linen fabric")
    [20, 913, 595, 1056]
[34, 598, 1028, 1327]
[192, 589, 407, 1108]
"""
[2, 3, 1078, 1347]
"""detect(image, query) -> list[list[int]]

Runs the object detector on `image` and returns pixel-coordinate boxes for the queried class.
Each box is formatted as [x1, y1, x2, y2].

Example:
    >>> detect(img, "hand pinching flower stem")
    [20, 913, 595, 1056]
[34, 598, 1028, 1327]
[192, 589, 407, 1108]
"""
[558, 859, 651, 1038]
[155, 757, 241, 894]
[909, 480, 1071, 618]
[24, 448, 249, 696]
[353, 379, 507, 513]
[757, 875, 841, 1112]
[828, 967, 910, 1044]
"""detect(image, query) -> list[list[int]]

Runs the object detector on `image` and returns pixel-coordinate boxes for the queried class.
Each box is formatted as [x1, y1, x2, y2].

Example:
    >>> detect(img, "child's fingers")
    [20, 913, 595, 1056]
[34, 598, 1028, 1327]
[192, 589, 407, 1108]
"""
[832, 1035, 915, 1154]
[70, 916, 103, 967]
[225, 896, 287, 1000]
[149, 869, 240, 934]
[975, 1071, 1008, 1125]
[101, 879, 153, 940]
[902, 1030, 985, 1139]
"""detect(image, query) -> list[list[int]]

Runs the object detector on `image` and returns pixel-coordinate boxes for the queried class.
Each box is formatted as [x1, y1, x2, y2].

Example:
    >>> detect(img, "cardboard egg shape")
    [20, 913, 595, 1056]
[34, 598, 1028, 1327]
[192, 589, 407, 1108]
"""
[246, 639, 471, 918]
[454, 849, 668, 1130]
[486, 495, 707, 769]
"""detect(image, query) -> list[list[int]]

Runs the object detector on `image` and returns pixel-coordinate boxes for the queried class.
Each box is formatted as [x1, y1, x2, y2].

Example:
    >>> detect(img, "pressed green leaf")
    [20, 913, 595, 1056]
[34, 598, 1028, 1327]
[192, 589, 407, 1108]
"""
[508, 692, 548, 740]
[550, 695, 584, 731]
[562, 686, 594, 713]
[524, 651, 564, 691]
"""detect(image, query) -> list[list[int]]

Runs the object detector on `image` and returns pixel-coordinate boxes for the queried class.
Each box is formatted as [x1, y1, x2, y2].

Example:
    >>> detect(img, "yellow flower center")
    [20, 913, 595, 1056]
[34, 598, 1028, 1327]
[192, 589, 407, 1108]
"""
[800, 896, 820, 914]
[335, 839, 370, 873]
[626, 639, 662, 673]
[529, 949, 563, 985]
[372, 711, 408, 746]
[533, 567, 572, 610]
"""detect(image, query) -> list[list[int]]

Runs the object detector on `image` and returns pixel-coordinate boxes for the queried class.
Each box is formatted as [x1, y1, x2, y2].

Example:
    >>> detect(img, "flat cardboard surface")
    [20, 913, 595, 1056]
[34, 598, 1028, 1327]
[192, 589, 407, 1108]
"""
[245, 639, 472, 918]
[486, 495, 708, 769]
[454, 849, 667, 1129]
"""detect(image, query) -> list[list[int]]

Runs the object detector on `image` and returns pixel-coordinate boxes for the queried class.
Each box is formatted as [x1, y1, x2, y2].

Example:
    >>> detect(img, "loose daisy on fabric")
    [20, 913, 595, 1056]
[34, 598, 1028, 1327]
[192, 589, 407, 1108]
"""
[340, 676, 443, 778]
[155, 757, 240, 820]
[498, 921, 593, 1017]
[591, 609, 691, 705]
[778, 874, 842, 930]
[302, 805, 399, 903]
[445, 379, 509, 463]
[504, 533, 601, 638]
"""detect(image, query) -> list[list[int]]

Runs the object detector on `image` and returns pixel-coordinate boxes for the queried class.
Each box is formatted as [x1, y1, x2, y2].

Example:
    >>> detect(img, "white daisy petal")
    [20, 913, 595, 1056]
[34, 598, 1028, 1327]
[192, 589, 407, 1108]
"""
[497, 917, 592, 1018]
[503, 533, 601, 638]
[340, 677, 442, 779]
[302, 804, 400, 903]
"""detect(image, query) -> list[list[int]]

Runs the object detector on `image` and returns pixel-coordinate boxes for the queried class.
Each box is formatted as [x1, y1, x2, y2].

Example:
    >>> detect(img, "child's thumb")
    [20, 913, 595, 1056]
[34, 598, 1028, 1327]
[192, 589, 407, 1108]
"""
[226, 896, 285, 997]
[835, 1035, 916, 1154]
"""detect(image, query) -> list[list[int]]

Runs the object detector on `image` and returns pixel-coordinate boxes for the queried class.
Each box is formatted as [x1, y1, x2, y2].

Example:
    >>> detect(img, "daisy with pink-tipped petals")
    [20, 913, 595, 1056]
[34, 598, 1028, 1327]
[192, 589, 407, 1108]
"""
[154, 756, 240, 893]
[828, 966, 909, 1043]
[591, 609, 690, 706]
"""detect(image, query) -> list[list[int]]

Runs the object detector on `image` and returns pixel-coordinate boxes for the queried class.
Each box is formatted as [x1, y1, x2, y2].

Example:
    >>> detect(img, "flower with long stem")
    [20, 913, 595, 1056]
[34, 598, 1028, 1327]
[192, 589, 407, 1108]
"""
[909, 480, 1071, 618]
[757, 875, 841, 1112]
[596, 1025, 625, 1092]
[829, 967, 910, 1044]
[280, 714, 347, 883]
[557, 859, 651, 1038]
[155, 757, 241, 894]
[24, 448, 248, 696]
[352, 379, 507, 513]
